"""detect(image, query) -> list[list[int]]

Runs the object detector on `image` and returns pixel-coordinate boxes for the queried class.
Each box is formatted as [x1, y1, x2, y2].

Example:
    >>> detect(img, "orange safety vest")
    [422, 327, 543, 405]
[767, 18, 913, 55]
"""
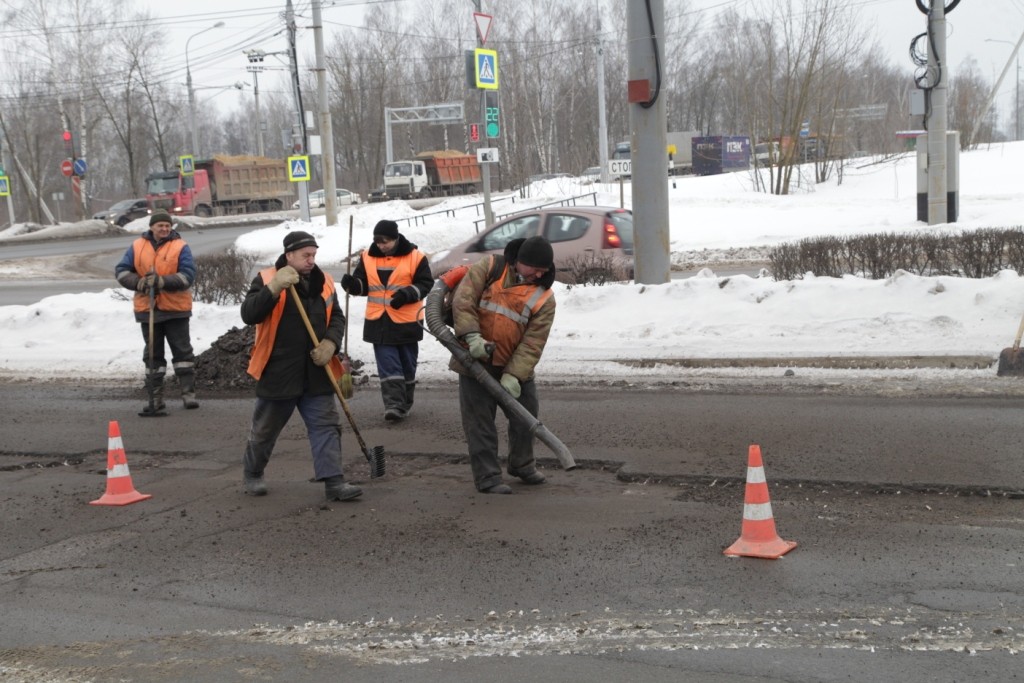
[246, 267, 340, 380]
[477, 265, 553, 367]
[363, 249, 423, 324]
[132, 237, 193, 314]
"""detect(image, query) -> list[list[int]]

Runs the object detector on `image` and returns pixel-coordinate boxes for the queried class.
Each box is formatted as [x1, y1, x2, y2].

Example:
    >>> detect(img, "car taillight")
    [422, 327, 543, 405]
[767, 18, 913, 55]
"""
[602, 220, 622, 249]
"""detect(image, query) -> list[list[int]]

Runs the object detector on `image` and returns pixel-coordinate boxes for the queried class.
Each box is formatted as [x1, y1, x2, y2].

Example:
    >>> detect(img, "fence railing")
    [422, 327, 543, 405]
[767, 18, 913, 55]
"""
[395, 194, 519, 228]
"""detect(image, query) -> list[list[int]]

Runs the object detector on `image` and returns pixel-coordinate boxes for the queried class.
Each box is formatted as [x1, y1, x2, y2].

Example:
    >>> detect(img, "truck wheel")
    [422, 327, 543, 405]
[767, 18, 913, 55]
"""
[195, 205, 213, 218]
[419, 187, 432, 199]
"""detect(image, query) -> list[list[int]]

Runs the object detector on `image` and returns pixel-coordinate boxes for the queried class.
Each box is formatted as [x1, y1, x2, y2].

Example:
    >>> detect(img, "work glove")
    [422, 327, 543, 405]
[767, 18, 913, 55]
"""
[136, 273, 164, 293]
[267, 265, 300, 296]
[500, 373, 521, 399]
[340, 274, 356, 294]
[464, 332, 491, 361]
[390, 289, 410, 309]
[310, 338, 337, 367]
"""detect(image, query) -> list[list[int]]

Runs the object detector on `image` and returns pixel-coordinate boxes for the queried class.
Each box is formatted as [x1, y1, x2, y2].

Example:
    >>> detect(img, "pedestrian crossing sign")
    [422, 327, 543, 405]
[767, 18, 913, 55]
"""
[474, 48, 498, 90]
[287, 155, 311, 182]
[0, 175, 9, 196]
[179, 155, 194, 176]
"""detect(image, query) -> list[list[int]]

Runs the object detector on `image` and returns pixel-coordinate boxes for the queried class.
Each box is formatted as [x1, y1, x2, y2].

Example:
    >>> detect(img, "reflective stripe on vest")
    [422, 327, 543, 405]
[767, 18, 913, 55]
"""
[246, 267, 338, 380]
[477, 265, 553, 366]
[132, 237, 192, 314]
[363, 249, 423, 325]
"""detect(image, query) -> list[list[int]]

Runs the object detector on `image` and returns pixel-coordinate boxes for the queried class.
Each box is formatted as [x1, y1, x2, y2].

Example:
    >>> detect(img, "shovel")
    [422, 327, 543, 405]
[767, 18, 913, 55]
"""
[289, 285, 385, 478]
[139, 272, 167, 417]
[996, 311, 1024, 376]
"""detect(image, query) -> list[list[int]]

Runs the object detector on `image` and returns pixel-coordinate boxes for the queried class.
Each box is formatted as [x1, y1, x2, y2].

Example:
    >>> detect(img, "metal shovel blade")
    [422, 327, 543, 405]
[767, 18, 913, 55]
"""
[997, 347, 1024, 377]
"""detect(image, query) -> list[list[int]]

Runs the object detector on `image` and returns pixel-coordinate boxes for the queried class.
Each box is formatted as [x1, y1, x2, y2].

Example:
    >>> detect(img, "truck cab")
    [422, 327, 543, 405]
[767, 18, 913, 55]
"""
[146, 169, 212, 217]
[383, 160, 427, 199]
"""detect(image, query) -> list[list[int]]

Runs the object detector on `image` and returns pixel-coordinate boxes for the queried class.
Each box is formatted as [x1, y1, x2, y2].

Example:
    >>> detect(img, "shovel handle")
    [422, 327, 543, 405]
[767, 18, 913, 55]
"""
[288, 285, 369, 454]
[1014, 311, 1024, 352]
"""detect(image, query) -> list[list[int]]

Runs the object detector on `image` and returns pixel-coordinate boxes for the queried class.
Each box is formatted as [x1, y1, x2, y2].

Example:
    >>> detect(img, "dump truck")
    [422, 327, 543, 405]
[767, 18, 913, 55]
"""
[371, 150, 481, 202]
[692, 136, 751, 175]
[145, 155, 293, 217]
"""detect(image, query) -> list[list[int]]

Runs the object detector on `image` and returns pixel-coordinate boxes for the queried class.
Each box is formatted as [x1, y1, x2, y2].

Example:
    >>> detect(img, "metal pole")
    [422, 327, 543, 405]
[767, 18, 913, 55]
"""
[285, 0, 310, 222]
[627, 0, 670, 283]
[312, 0, 338, 226]
[254, 70, 265, 156]
[596, 0, 609, 183]
[186, 21, 224, 157]
[926, 2, 948, 226]
[475, 0, 494, 228]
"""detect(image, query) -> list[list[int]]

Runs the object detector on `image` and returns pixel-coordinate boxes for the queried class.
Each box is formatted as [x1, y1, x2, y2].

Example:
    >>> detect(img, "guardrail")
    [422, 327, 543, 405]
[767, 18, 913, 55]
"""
[395, 194, 519, 228]
[471, 192, 599, 233]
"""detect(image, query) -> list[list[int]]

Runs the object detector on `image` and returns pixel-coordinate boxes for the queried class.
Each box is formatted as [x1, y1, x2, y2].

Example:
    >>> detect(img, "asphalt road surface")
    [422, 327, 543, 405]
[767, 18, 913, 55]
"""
[1, 378, 1023, 682]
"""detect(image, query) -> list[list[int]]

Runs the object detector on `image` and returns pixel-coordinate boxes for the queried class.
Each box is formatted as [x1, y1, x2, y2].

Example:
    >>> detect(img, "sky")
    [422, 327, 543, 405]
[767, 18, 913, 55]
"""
[2, 141, 1024, 384]
[140, 1, 1024, 122]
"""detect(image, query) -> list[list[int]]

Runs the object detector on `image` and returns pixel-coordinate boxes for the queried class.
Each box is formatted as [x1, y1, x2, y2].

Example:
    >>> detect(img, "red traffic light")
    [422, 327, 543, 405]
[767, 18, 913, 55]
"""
[62, 130, 72, 142]
[469, 123, 480, 142]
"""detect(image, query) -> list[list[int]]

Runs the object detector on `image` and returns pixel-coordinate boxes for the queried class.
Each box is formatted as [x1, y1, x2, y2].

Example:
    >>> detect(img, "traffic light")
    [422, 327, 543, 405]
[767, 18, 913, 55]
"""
[484, 90, 499, 139]
[62, 130, 73, 156]
[469, 123, 480, 142]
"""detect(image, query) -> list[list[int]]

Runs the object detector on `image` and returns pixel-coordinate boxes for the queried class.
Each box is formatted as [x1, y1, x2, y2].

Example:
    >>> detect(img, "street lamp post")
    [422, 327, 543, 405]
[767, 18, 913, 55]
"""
[987, 38, 1021, 141]
[186, 21, 225, 157]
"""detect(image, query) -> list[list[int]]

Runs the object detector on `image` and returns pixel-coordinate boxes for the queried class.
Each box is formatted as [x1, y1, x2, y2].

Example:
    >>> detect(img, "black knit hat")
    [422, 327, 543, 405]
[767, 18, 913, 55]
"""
[373, 219, 400, 240]
[149, 211, 172, 226]
[516, 236, 554, 269]
[283, 230, 318, 253]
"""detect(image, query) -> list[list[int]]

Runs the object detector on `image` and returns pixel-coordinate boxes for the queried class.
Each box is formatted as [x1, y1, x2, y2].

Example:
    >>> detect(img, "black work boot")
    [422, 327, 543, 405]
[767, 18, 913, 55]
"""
[244, 473, 268, 496]
[142, 369, 167, 415]
[402, 381, 416, 416]
[324, 476, 362, 501]
[179, 372, 199, 410]
[381, 379, 407, 421]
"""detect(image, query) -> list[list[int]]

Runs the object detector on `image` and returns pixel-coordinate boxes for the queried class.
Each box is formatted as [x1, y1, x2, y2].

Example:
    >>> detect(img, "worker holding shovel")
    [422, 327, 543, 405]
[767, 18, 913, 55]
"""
[115, 211, 198, 415]
[239, 231, 362, 502]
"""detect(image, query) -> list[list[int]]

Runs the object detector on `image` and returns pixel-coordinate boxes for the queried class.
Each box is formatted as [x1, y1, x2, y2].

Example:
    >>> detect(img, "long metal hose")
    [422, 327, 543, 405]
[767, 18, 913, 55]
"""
[423, 279, 577, 471]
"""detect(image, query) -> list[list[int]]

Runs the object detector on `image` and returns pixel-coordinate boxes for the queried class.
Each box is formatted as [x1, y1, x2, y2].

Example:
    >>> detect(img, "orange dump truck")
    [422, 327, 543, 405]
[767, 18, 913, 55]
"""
[374, 150, 482, 201]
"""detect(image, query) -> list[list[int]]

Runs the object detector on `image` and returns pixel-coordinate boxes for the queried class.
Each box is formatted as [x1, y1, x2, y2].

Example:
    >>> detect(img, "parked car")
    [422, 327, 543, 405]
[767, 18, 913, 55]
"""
[431, 206, 634, 283]
[292, 188, 361, 209]
[92, 198, 149, 227]
[581, 166, 602, 183]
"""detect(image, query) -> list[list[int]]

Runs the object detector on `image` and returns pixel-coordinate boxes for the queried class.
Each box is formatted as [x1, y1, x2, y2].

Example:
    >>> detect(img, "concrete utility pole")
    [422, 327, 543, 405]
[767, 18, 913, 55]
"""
[312, 0, 338, 226]
[926, 2, 948, 226]
[626, 0, 670, 284]
[985, 36, 1024, 141]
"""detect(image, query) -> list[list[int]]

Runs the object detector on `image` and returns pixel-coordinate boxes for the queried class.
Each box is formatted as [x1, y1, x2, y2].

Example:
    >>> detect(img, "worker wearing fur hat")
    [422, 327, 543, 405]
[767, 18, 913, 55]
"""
[341, 219, 434, 421]
[114, 210, 198, 415]
[449, 236, 557, 494]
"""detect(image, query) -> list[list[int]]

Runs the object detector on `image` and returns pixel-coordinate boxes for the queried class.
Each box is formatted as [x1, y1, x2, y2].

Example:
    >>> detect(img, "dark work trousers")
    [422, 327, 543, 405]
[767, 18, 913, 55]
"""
[242, 393, 344, 482]
[458, 372, 540, 491]
[374, 343, 419, 411]
[138, 317, 194, 379]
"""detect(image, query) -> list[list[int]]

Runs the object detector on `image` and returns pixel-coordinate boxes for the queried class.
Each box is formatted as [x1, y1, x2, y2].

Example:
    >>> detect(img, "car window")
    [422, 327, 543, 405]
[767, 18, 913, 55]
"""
[480, 215, 539, 251]
[543, 214, 589, 244]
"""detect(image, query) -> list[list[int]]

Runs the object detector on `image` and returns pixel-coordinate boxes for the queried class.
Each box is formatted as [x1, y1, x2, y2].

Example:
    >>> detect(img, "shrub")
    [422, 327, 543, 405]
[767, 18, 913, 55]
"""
[561, 253, 632, 287]
[768, 227, 1024, 280]
[192, 249, 258, 304]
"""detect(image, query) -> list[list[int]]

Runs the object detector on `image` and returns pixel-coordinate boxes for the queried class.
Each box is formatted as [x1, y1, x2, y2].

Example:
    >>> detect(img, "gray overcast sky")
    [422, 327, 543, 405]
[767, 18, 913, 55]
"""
[142, 0, 1024, 120]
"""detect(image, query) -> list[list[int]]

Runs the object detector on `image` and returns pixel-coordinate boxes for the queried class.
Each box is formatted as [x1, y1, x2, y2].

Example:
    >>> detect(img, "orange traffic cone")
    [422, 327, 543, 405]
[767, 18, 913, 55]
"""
[90, 421, 152, 506]
[723, 444, 796, 559]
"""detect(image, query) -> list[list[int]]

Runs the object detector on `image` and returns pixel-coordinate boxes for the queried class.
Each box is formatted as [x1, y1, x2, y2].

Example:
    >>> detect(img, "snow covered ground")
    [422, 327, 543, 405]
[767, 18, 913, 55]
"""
[2, 142, 1023, 385]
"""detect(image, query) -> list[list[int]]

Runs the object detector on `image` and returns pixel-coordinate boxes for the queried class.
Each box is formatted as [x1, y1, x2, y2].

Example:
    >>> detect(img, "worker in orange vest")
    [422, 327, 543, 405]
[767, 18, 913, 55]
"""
[341, 220, 433, 421]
